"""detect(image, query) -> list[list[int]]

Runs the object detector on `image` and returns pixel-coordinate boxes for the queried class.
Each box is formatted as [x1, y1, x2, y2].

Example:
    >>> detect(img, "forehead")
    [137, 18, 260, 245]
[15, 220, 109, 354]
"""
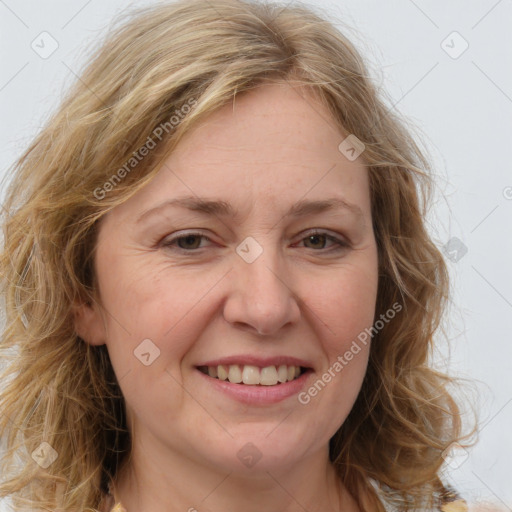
[173, 82, 347, 165]
[106, 82, 371, 224]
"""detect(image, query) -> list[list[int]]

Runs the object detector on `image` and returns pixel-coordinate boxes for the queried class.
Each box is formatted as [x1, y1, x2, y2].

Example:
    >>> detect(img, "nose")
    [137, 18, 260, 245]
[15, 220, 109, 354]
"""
[222, 245, 301, 336]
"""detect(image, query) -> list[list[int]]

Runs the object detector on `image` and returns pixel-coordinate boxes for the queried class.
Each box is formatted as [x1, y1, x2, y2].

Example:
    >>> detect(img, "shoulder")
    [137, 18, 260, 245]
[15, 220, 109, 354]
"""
[110, 504, 127, 512]
[99, 492, 127, 512]
[370, 479, 469, 512]
[439, 488, 468, 512]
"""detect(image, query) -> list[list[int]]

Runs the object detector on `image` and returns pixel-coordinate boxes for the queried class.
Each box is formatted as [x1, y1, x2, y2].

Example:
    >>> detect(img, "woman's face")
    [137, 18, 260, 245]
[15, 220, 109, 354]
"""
[76, 82, 379, 476]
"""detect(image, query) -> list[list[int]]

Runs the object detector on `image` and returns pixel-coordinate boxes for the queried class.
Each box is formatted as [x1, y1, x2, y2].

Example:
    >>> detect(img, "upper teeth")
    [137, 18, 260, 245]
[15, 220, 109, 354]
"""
[203, 364, 302, 385]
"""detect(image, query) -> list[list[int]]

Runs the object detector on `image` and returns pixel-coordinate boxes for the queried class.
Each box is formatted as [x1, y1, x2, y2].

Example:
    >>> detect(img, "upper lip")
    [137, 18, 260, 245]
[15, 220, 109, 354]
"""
[197, 355, 313, 369]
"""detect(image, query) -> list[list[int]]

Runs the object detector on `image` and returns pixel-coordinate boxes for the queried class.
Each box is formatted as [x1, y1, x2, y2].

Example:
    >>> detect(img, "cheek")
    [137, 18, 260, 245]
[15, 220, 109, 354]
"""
[296, 265, 376, 431]
[308, 261, 378, 348]
[97, 267, 209, 419]
[301, 258, 377, 410]
[96, 254, 224, 367]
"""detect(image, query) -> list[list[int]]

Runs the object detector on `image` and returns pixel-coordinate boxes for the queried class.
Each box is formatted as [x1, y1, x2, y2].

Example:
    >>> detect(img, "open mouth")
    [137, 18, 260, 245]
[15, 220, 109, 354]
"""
[197, 364, 309, 386]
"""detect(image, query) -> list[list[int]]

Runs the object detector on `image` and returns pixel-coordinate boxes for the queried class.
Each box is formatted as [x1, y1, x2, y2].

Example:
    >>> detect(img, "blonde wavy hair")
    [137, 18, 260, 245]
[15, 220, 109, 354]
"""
[0, 0, 475, 510]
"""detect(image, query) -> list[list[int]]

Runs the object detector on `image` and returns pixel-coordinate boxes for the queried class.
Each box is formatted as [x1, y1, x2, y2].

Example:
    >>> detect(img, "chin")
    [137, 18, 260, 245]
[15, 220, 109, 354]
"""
[199, 431, 317, 474]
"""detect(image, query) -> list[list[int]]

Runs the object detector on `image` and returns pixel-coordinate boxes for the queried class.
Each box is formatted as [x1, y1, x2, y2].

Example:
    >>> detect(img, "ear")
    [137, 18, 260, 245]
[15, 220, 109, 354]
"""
[72, 298, 107, 346]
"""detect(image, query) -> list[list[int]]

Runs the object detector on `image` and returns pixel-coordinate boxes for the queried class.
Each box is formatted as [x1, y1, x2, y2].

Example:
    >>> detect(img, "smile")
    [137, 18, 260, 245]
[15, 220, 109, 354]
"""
[197, 364, 307, 386]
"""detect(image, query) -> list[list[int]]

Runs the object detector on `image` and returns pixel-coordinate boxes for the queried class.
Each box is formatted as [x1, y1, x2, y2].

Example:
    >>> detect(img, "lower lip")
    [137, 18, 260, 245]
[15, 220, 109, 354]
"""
[196, 368, 313, 405]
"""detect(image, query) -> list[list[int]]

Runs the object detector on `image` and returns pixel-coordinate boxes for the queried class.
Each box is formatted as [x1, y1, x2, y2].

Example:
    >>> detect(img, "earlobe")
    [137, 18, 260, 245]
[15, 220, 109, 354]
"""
[72, 299, 106, 346]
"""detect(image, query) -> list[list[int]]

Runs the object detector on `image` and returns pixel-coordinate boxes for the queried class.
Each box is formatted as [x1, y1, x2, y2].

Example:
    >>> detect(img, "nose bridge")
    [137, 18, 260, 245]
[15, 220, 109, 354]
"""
[223, 236, 301, 335]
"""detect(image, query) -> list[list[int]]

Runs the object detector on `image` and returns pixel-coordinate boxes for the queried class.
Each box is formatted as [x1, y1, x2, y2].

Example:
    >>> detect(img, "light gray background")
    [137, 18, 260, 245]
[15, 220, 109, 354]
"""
[1, 0, 511, 509]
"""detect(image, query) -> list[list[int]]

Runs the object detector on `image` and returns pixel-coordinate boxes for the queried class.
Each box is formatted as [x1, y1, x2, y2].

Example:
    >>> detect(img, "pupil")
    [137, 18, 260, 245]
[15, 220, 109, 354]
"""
[308, 234, 325, 248]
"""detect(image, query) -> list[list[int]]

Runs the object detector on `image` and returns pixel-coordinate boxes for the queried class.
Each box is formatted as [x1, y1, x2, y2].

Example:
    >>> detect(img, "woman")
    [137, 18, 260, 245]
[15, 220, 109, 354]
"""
[0, 0, 475, 510]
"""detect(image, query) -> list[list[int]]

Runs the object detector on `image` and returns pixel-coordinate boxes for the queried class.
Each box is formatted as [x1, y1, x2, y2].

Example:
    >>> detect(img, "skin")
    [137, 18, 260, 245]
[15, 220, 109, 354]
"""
[74, 82, 379, 512]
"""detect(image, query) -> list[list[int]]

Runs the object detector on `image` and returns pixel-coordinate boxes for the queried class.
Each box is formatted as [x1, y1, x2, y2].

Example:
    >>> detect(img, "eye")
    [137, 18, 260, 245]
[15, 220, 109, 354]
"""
[161, 231, 213, 251]
[160, 229, 349, 253]
[298, 230, 349, 252]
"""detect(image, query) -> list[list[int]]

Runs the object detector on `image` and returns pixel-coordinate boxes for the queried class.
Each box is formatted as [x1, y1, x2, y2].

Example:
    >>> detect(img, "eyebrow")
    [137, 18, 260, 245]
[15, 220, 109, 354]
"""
[135, 195, 364, 224]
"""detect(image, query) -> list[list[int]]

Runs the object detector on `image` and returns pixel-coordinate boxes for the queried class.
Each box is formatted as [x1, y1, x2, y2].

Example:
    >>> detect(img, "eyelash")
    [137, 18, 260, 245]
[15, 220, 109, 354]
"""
[161, 229, 349, 254]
